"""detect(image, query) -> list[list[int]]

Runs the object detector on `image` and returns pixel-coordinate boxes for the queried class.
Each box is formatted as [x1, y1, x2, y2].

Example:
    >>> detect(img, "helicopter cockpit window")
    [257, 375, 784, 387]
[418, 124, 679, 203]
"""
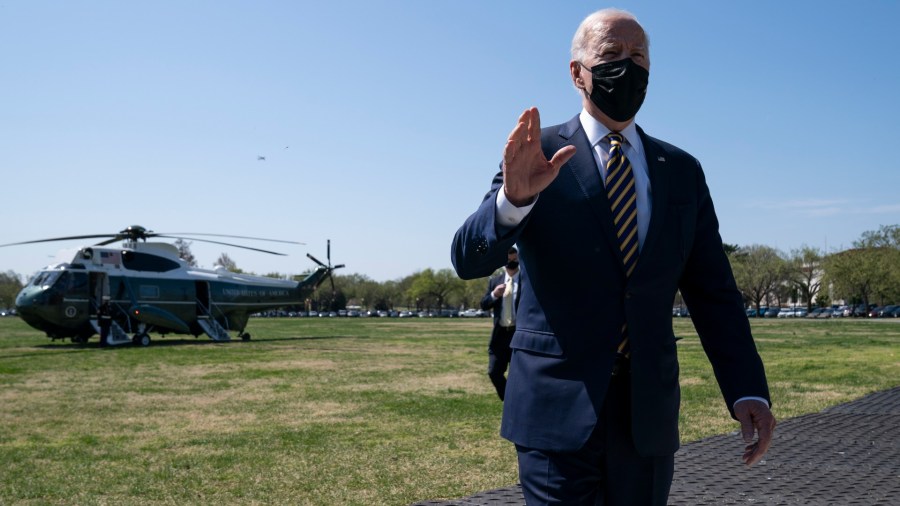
[31, 271, 61, 289]
[121, 251, 180, 272]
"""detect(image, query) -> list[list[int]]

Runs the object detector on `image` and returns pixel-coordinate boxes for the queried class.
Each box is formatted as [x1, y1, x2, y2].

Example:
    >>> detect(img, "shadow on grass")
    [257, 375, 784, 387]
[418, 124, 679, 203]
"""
[1, 334, 372, 357]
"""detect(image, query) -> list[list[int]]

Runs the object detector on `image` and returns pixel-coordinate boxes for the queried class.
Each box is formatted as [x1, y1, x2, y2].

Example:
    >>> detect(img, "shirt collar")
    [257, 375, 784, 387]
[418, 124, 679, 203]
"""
[578, 109, 644, 158]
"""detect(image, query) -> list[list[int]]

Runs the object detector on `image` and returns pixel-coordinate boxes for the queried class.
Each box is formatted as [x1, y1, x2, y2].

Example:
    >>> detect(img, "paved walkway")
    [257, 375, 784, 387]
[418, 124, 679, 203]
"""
[412, 386, 899, 505]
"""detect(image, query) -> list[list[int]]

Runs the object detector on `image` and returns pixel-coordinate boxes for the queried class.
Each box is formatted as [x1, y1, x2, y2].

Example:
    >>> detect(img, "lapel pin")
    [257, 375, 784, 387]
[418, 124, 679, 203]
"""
[657, 156, 666, 162]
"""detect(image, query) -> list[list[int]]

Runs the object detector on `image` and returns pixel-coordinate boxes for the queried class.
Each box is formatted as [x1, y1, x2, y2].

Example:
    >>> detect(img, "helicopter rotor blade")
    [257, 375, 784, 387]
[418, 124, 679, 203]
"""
[93, 237, 124, 246]
[306, 253, 327, 267]
[155, 235, 287, 256]
[160, 233, 303, 245]
[0, 234, 118, 248]
[0, 226, 299, 257]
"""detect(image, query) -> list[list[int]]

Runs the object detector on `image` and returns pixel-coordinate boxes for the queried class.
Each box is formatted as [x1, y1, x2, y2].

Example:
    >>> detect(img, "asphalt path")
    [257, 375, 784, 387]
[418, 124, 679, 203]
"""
[413, 386, 900, 505]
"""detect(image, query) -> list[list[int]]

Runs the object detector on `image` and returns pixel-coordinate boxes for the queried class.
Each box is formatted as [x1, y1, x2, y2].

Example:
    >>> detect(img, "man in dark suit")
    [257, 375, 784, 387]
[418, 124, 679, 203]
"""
[98, 295, 112, 347]
[451, 8, 775, 505]
[480, 246, 521, 401]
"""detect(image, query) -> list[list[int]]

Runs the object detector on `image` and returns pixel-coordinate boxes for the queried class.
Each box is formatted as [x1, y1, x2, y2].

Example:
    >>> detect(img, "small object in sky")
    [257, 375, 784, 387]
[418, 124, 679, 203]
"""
[257, 156, 266, 161]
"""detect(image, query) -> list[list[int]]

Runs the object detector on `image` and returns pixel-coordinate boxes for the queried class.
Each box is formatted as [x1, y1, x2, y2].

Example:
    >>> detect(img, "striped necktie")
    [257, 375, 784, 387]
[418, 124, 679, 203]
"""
[605, 132, 639, 357]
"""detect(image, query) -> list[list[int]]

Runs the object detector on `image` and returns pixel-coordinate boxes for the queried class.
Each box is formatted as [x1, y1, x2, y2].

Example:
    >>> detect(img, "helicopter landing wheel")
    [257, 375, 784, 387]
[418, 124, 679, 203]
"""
[241, 333, 251, 341]
[133, 333, 151, 347]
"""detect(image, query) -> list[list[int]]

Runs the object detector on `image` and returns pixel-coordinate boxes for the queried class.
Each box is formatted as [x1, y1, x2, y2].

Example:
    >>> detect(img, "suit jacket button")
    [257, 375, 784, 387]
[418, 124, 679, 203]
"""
[475, 238, 488, 255]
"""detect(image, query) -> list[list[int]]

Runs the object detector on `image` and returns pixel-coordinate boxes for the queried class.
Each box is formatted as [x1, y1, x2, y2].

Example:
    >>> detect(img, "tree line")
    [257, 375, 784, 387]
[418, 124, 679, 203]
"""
[727, 224, 899, 311]
[2, 225, 897, 313]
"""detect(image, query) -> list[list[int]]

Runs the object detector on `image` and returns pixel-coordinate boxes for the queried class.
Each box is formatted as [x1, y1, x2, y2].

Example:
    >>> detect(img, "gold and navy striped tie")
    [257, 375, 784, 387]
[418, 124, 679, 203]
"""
[605, 132, 639, 357]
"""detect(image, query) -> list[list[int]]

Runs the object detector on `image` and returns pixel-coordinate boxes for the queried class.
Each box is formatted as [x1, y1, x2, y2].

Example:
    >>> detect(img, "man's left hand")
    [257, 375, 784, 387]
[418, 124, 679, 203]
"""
[734, 400, 776, 466]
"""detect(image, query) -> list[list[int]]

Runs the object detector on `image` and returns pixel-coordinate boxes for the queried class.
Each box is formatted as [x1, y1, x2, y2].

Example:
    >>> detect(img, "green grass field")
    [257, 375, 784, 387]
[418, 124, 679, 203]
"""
[0, 317, 897, 505]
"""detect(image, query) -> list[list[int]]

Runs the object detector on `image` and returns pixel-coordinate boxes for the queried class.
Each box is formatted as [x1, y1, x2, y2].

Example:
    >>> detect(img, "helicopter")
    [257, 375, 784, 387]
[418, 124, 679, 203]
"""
[0, 225, 344, 346]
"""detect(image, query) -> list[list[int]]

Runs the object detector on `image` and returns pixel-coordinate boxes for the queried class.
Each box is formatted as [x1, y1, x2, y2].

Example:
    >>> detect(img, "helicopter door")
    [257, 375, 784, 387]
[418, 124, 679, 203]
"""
[89, 272, 109, 316]
[195, 281, 210, 317]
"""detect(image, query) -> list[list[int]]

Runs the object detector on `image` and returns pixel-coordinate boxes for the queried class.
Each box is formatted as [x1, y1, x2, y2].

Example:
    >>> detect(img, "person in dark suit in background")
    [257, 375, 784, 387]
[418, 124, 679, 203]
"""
[451, 8, 775, 505]
[480, 246, 521, 401]
[98, 295, 112, 347]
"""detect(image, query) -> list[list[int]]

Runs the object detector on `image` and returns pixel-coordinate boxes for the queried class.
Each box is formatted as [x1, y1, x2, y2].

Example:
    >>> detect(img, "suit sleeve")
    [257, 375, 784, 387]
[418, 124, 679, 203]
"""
[481, 276, 501, 311]
[452, 169, 528, 280]
[678, 161, 771, 416]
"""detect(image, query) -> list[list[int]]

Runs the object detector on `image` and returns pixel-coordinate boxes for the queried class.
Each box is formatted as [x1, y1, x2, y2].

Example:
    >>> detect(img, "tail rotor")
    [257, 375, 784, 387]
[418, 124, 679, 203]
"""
[306, 239, 344, 291]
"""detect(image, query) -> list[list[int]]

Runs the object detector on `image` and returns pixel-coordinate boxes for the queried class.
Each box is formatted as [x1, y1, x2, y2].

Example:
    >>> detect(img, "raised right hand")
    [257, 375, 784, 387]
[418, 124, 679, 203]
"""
[502, 107, 577, 206]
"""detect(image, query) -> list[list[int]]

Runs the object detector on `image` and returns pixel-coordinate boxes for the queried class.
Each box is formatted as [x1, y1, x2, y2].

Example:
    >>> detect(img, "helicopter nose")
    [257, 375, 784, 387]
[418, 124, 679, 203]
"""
[14, 288, 43, 324]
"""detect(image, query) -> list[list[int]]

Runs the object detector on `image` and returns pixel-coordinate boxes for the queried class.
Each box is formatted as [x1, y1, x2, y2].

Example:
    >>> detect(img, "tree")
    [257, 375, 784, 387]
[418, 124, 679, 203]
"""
[788, 245, 824, 311]
[824, 248, 882, 309]
[822, 225, 900, 307]
[857, 225, 900, 304]
[856, 224, 900, 249]
[215, 253, 240, 272]
[731, 245, 788, 310]
[394, 274, 417, 309]
[458, 276, 491, 309]
[408, 268, 464, 311]
[173, 239, 197, 267]
[0, 270, 24, 310]
[337, 273, 385, 309]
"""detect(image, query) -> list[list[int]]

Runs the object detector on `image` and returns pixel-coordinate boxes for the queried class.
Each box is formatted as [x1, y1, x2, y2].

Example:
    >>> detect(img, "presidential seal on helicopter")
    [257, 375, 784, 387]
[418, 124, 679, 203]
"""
[0, 225, 343, 346]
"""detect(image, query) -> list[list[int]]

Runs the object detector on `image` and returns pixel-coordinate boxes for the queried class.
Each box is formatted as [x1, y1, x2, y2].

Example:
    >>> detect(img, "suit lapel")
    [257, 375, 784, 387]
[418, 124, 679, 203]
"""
[556, 116, 623, 268]
[633, 126, 670, 276]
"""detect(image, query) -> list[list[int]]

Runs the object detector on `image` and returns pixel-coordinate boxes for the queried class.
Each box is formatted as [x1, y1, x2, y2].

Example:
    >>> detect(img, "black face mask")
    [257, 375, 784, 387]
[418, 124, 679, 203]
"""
[581, 58, 649, 122]
[506, 261, 519, 271]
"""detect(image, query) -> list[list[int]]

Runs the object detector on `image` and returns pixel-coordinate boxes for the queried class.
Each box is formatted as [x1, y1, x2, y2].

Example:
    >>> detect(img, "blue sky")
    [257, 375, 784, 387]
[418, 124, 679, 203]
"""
[1, 1, 898, 282]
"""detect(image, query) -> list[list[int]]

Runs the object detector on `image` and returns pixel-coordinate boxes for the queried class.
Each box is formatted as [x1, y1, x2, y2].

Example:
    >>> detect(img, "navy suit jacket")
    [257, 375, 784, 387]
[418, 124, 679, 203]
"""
[451, 115, 770, 456]
[480, 271, 521, 324]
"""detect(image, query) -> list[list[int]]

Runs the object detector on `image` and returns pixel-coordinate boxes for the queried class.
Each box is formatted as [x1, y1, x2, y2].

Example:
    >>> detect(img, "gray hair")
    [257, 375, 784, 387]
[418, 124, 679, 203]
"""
[571, 8, 649, 62]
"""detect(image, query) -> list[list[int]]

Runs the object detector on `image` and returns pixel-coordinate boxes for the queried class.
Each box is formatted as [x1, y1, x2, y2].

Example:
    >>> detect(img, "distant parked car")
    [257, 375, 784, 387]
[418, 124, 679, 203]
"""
[777, 308, 794, 318]
[807, 308, 826, 318]
[877, 305, 898, 317]
[461, 309, 479, 318]
[764, 307, 780, 318]
[745, 308, 765, 318]
[793, 308, 808, 318]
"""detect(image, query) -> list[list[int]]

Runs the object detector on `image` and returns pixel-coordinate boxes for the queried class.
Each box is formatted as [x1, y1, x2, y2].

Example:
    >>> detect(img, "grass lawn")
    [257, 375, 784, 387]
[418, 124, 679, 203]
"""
[0, 317, 897, 505]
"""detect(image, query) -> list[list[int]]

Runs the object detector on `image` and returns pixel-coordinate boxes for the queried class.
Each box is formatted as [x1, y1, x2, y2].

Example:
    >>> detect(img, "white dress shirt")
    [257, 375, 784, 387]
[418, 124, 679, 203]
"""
[490, 271, 519, 303]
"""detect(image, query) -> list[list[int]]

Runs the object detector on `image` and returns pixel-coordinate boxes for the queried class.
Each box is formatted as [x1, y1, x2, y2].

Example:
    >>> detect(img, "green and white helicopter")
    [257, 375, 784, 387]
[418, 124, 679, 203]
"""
[0, 225, 343, 346]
